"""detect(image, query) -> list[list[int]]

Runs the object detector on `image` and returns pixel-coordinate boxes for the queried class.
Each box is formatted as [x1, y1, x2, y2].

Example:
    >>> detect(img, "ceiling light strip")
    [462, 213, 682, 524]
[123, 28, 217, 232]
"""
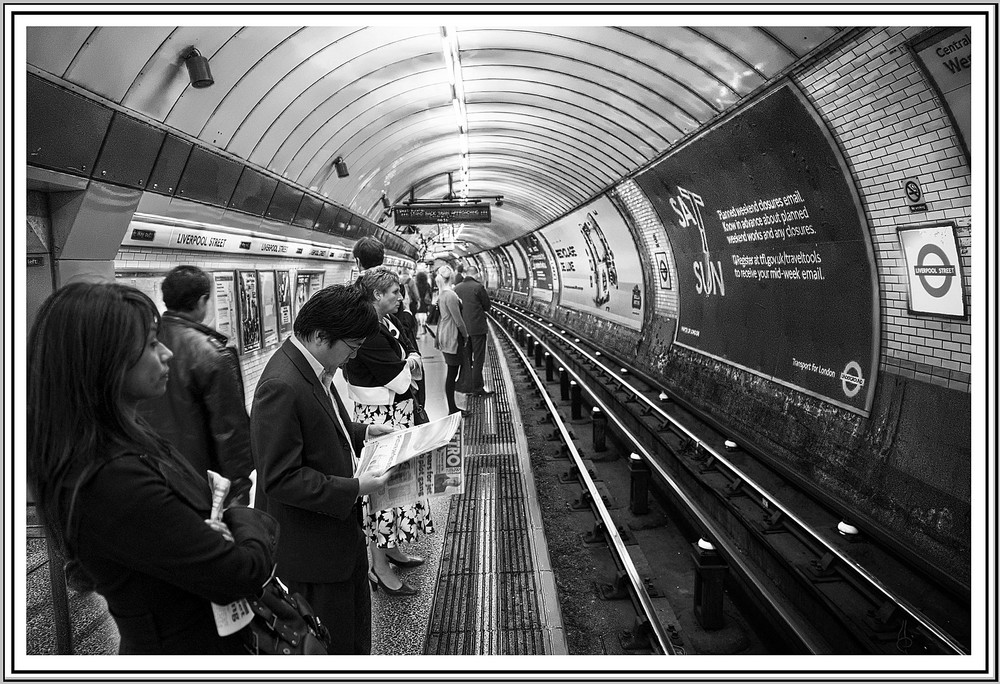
[442, 26, 470, 199]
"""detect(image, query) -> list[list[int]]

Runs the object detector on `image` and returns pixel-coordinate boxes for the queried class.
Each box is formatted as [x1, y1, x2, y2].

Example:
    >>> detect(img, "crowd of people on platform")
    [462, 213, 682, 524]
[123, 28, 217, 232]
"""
[27, 236, 492, 655]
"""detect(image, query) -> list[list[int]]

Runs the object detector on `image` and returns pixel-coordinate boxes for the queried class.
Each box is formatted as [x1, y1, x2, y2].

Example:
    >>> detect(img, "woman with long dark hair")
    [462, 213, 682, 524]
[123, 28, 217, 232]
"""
[27, 281, 278, 654]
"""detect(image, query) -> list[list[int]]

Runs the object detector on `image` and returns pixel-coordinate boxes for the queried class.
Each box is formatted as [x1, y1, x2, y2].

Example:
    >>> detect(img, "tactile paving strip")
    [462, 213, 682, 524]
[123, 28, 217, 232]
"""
[423, 338, 547, 654]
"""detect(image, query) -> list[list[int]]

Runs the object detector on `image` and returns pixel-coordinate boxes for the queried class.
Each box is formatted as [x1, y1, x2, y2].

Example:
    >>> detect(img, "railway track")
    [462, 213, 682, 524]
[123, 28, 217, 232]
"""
[492, 301, 969, 656]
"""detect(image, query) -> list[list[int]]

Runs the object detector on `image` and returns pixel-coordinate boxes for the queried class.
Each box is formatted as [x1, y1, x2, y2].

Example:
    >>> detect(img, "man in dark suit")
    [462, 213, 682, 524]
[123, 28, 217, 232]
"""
[250, 285, 394, 654]
[453, 264, 493, 396]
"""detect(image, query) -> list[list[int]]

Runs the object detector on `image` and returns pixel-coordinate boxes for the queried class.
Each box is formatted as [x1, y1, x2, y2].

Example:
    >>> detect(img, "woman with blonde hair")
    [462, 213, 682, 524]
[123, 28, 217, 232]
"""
[346, 267, 432, 596]
[435, 264, 470, 415]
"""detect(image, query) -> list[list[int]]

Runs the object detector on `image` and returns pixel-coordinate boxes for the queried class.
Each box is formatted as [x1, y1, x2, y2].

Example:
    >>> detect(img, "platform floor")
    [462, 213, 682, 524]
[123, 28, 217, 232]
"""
[365, 324, 566, 655]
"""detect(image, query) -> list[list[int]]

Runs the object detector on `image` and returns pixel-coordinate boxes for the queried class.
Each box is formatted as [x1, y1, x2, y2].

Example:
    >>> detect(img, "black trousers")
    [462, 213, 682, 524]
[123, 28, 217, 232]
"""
[465, 333, 488, 391]
[284, 537, 371, 654]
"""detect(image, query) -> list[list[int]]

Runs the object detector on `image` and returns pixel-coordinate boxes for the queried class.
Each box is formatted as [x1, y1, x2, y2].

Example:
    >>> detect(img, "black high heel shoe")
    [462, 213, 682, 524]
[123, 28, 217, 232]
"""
[386, 554, 425, 569]
[368, 568, 418, 596]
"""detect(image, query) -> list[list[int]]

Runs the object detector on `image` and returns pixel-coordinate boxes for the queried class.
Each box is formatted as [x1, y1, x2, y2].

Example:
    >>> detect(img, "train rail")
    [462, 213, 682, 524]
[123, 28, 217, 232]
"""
[492, 318, 681, 655]
[492, 301, 969, 656]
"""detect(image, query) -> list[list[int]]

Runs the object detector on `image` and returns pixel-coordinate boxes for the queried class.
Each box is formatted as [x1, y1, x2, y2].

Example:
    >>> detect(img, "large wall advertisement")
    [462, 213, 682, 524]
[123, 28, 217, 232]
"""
[635, 84, 878, 414]
[541, 195, 644, 330]
[519, 232, 557, 303]
[494, 247, 513, 290]
[504, 243, 529, 294]
[474, 251, 499, 289]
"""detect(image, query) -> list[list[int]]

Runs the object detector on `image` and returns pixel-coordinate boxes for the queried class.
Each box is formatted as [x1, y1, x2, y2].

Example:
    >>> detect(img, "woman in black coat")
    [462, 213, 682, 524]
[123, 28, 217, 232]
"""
[345, 268, 432, 596]
[27, 282, 278, 654]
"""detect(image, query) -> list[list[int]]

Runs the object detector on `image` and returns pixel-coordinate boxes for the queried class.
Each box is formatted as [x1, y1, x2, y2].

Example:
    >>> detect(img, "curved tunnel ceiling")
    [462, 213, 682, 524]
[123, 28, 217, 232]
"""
[25, 21, 842, 257]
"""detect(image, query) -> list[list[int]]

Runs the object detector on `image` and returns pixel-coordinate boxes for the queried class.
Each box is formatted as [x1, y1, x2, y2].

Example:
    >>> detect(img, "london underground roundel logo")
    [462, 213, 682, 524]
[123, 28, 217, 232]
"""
[840, 361, 865, 399]
[914, 244, 956, 298]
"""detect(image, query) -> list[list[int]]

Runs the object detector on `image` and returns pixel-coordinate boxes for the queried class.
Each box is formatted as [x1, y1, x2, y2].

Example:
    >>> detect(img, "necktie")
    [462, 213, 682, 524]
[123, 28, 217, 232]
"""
[320, 370, 351, 446]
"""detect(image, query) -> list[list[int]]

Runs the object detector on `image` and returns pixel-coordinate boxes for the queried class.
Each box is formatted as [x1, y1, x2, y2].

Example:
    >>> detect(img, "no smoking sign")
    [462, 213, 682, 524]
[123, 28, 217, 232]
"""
[903, 177, 928, 212]
[897, 223, 966, 318]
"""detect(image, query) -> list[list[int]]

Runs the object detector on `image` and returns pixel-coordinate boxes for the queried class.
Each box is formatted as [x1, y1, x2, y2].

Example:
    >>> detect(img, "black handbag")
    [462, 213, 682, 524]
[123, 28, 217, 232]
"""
[412, 398, 430, 425]
[426, 302, 441, 326]
[242, 576, 331, 655]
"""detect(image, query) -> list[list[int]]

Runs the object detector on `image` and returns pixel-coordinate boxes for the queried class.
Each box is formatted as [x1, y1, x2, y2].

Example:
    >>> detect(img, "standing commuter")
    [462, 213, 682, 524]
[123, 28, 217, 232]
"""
[453, 264, 493, 397]
[346, 267, 432, 597]
[435, 265, 471, 415]
[250, 285, 395, 654]
[28, 282, 278, 654]
[452, 262, 465, 285]
[414, 270, 433, 337]
[352, 236, 385, 276]
[139, 265, 254, 504]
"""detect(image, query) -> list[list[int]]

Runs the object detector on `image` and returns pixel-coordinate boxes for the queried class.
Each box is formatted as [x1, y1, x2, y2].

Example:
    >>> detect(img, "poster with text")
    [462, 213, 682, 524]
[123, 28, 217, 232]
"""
[294, 271, 325, 320]
[275, 270, 294, 341]
[116, 273, 166, 314]
[208, 271, 237, 347]
[540, 195, 644, 330]
[634, 83, 878, 414]
[503, 243, 529, 293]
[519, 232, 557, 303]
[257, 271, 279, 349]
[236, 270, 262, 354]
[494, 247, 513, 290]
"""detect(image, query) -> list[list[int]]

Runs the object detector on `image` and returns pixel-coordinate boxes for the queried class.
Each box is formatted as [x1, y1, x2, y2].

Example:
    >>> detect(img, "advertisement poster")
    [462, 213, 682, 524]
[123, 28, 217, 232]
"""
[897, 223, 966, 318]
[519, 233, 557, 303]
[474, 252, 497, 289]
[116, 273, 166, 314]
[540, 195, 644, 330]
[275, 270, 294, 341]
[236, 270, 262, 354]
[503, 243, 529, 293]
[495, 248, 513, 290]
[634, 83, 878, 414]
[208, 271, 237, 347]
[257, 271, 279, 349]
[294, 271, 325, 319]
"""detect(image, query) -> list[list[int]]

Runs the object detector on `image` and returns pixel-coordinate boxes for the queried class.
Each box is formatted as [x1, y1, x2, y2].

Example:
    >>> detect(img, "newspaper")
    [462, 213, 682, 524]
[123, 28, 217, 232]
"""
[356, 412, 465, 510]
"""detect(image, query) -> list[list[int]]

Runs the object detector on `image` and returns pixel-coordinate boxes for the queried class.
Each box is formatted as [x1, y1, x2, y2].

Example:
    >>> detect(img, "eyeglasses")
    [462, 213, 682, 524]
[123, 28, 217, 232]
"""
[342, 338, 366, 353]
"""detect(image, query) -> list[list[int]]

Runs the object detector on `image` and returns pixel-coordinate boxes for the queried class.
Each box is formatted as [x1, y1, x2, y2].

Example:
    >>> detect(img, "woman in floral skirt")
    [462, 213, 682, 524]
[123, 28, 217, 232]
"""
[345, 266, 431, 595]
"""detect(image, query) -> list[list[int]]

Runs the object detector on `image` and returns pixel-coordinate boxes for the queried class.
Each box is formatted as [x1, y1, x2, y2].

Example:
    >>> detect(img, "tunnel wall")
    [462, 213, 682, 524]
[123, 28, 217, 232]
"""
[498, 26, 973, 580]
[655, 26, 972, 580]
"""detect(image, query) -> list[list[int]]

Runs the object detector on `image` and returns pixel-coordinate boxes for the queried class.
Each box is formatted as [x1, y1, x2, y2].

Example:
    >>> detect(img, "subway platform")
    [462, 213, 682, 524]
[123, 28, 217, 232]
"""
[25, 325, 566, 657]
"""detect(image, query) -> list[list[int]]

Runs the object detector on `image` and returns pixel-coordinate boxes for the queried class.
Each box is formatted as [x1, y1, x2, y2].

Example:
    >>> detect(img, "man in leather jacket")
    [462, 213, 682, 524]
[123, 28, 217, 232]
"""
[140, 265, 254, 504]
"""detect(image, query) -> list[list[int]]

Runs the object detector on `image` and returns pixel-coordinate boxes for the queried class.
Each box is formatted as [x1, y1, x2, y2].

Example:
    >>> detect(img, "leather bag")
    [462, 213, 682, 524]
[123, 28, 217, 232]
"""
[242, 576, 331, 655]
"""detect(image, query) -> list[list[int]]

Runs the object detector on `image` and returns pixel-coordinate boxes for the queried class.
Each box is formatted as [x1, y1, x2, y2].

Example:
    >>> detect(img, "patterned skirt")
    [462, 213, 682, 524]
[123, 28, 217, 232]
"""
[354, 399, 435, 548]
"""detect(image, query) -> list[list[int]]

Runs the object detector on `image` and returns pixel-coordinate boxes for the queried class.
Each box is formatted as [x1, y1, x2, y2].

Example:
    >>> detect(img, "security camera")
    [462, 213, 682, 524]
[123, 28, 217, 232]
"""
[495, 198, 504, 207]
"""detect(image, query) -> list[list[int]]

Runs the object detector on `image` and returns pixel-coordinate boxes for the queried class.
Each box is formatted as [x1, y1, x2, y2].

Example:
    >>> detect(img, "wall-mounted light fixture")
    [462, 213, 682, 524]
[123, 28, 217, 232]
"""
[183, 47, 214, 89]
[334, 157, 349, 178]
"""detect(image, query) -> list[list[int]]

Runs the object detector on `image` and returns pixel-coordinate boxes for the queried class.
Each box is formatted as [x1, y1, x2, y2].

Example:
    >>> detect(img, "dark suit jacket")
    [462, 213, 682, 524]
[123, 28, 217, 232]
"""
[74, 452, 278, 654]
[250, 338, 368, 583]
[454, 276, 492, 336]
